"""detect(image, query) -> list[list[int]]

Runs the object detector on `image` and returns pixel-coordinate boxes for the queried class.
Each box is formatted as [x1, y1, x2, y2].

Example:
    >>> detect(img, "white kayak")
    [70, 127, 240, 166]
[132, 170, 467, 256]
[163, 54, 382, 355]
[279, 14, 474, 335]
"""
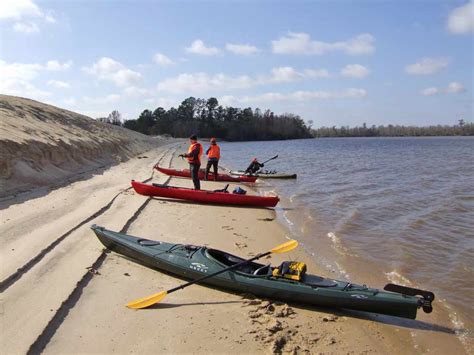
[230, 170, 297, 179]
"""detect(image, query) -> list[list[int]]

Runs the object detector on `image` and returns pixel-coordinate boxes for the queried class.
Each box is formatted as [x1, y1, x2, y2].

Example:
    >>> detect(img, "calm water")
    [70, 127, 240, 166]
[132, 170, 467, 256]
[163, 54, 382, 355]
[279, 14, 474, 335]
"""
[219, 137, 474, 342]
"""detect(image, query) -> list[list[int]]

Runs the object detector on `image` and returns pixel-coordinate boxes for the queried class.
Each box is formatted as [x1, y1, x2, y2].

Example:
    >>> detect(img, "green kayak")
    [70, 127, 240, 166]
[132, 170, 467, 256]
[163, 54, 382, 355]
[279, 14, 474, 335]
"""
[230, 170, 297, 179]
[91, 225, 434, 319]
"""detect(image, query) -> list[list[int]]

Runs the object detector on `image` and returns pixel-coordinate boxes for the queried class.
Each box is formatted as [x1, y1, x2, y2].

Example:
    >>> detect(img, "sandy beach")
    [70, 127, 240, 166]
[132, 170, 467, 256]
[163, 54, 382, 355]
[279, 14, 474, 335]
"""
[0, 97, 468, 354]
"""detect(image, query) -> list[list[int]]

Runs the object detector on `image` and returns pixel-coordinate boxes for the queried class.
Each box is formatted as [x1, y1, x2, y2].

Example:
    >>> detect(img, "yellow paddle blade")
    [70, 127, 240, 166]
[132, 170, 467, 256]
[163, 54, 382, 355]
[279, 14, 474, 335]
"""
[270, 239, 298, 254]
[126, 290, 168, 309]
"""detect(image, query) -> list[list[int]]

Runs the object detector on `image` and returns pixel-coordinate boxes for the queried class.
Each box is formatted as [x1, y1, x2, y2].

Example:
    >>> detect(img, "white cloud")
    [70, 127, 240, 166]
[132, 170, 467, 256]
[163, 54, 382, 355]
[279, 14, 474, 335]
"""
[157, 72, 254, 93]
[47, 80, 70, 89]
[0, 59, 71, 99]
[268, 67, 329, 82]
[446, 81, 466, 93]
[0, 59, 72, 84]
[44, 12, 56, 23]
[122, 86, 149, 97]
[0, 79, 51, 99]
[421, 82, 466, 96]
[269, 67, 301, 82]
[225, 43, 259, 55]
[185, 40, 220, 56]
[46, 60, 73, 71]
[447, 1, 474, 34]
[0, 0, 42, 20]
[13, 21, 39, 33]
[0, 0, 57, 33]
[0, 60, 42, 81]
[153, 53, 174, 66]
[221, 88, 367, 105]
[271, 32, 375, 55]
[157, 67, 330, 94]
[341, 64, 370, 78]
[83, 57, 142, 87]
[83, 94, 121, 104]
[405, 57, 449, 75]
[421, 87, 440, 96]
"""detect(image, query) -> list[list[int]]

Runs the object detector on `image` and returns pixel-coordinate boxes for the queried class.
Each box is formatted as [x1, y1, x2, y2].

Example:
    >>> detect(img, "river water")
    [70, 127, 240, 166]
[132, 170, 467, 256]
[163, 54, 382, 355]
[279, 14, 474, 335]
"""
[218, 136, 473, 347]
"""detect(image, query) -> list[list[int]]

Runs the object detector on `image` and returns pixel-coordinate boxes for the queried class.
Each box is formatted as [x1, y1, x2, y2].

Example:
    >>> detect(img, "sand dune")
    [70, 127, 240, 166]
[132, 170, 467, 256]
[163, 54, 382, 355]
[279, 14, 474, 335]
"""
[0, 95, 167, 199]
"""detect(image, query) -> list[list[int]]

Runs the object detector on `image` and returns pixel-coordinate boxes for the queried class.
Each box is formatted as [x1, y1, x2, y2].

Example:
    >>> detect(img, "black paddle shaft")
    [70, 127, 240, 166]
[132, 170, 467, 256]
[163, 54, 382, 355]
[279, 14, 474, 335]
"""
[167, 251, 271, 294]
[262, 155, 278, 164]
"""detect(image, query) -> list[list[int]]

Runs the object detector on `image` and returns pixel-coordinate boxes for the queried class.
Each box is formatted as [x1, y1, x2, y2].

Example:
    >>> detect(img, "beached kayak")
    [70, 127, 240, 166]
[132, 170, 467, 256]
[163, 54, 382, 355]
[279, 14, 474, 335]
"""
[155, 165, 257, 183]
[131, 180, 279, 207]
[91, 225, 434, 319]
[231, 170, 297, 179]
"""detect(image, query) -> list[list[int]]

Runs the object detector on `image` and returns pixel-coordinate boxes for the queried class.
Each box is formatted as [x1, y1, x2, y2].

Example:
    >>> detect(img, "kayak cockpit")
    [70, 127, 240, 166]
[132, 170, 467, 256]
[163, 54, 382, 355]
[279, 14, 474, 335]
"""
[206, 248, 266, 274]
[205, 249, 339, 287]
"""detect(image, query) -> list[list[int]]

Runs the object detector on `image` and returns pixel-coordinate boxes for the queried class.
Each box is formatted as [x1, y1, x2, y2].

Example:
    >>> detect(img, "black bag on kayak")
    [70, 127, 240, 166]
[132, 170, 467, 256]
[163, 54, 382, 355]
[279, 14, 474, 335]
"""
[232, 187, 247, 195]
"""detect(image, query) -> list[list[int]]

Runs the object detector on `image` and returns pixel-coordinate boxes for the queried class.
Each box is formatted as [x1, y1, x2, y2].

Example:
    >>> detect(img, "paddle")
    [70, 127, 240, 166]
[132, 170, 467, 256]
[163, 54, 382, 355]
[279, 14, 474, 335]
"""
[126, 238, 298, 309]
[261, 154, 279, 164]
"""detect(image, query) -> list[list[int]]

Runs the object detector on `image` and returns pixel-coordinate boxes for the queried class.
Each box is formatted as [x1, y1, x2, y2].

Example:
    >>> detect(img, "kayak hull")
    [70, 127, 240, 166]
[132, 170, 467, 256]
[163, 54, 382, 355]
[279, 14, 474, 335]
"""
[156, 165, 257, 183]
[131, 180, 279, 207]
[91, 226, 431, 320]
[231, 170, 297, 179]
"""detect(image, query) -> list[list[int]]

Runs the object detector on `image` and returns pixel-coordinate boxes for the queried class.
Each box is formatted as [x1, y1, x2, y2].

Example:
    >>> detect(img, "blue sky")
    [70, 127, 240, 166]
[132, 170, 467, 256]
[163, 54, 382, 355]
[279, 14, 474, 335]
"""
[1, 0, 472, 127]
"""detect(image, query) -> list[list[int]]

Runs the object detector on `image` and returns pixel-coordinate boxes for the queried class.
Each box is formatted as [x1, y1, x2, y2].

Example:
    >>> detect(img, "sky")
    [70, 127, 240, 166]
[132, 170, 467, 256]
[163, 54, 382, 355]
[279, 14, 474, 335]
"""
[0, 0, 473, 128]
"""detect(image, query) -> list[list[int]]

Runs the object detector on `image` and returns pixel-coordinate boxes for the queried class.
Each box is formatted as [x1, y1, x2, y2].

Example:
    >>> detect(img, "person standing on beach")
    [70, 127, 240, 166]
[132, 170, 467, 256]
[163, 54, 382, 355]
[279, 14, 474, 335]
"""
[205, 137, 220, 181]
[180, 135, 203, 190]
[245, 158, 264, 175]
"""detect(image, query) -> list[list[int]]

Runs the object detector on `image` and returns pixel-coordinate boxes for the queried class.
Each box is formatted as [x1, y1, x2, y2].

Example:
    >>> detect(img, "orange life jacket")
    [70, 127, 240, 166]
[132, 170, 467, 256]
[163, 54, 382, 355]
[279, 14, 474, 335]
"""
[207, 144, 220, 160]
[187, 142, 203, 164]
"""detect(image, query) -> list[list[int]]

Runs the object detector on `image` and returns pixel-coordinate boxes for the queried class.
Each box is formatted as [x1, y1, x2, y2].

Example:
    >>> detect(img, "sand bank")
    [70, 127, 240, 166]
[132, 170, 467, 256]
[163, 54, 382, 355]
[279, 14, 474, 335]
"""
[0, 95, 167, 200]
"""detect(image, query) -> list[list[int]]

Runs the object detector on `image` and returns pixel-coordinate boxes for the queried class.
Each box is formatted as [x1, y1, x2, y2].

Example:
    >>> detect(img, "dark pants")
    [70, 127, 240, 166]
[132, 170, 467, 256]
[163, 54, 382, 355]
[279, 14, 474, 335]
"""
[205, 159, 219, 181]
[190, 163, 201, 190]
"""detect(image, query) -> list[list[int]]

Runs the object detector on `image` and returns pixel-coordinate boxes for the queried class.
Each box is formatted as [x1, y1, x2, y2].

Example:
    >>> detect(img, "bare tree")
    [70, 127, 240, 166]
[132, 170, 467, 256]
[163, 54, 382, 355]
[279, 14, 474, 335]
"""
[108, 110, 122, 126]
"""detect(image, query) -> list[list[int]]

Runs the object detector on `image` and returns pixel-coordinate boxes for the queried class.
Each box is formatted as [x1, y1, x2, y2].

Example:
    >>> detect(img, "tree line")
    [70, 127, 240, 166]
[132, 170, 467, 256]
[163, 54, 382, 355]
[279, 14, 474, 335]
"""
[115, 97, 313, 141]
[312, 120, 474, 137]
[99, 100, 473, 139]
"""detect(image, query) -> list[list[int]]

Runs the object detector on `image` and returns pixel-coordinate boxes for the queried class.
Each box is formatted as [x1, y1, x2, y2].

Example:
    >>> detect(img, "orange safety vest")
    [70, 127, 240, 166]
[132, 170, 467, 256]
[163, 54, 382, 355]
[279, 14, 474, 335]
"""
[187, 142, 203, 164]
[207, 144, 220, 160]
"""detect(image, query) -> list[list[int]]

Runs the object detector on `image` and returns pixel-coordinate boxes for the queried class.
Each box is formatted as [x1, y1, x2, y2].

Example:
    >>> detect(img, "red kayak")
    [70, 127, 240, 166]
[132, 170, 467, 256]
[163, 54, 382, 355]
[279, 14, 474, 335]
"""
[131, 181, 279, 207]
[155, 165, 257, 183]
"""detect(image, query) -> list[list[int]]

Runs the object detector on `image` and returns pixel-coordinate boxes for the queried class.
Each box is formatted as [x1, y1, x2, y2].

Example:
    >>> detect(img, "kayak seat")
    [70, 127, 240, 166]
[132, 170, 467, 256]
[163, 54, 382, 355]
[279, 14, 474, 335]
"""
[207, 249, 264, 274]
[253, 264, 272, 276]
[302, 275, 338, 287]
